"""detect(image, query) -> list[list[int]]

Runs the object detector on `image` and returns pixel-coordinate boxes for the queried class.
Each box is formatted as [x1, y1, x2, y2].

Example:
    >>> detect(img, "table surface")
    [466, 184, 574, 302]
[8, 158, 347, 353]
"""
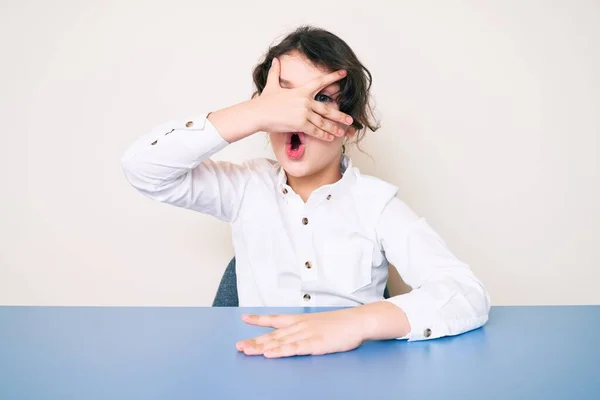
[1, 306, 599, 400]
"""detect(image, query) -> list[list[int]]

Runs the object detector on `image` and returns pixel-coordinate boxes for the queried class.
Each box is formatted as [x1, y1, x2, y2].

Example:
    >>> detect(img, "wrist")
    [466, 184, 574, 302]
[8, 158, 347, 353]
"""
[354, 301, 411, 341]
[207, 99, 263, 143]
[247, 96, 267, 133]
[355, 305, 379, 341]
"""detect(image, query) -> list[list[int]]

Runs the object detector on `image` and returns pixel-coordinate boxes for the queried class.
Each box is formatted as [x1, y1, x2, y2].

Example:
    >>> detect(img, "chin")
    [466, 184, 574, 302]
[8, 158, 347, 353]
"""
[277, 157, 314, 178]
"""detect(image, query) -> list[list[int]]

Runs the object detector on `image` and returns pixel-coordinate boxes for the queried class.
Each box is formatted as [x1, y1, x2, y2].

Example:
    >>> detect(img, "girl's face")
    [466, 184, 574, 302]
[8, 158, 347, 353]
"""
[267, 51, 354, 179]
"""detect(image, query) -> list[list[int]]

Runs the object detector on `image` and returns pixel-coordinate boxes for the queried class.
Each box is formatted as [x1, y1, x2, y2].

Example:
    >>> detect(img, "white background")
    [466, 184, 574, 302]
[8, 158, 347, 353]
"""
[1, 0, 598, 306]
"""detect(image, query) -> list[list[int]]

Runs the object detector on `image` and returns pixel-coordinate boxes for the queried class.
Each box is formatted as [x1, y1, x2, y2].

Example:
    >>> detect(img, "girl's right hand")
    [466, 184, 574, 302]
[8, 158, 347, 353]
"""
[254, 57, 354, 142]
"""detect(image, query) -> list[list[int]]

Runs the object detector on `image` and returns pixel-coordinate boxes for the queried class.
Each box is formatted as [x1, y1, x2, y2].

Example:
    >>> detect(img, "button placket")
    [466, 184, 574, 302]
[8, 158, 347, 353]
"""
[296, 205, 317, 303]
[301, 257, 317, 282]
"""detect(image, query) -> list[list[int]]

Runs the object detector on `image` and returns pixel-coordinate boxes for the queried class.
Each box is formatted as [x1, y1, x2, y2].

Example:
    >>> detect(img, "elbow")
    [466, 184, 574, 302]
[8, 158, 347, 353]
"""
[121, 156, 144, 190]
[473, 276, 491, 319]
[463, 275, 491, 331]
[121, 156, 193, 208]
[444, 272, 491, 334]
[120, 156, 159, 195]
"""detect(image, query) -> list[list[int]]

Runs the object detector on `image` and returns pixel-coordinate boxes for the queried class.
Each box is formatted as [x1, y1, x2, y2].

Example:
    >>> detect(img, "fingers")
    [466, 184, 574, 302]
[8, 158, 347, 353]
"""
[305, 112, 344, 141]
[238, 326, 314, 356]
[241, 313, 298, 329]
[305, 69, 347, 94]
[264, 338, 317, 358]
[251, 324, 303, 346]
[311, 100, 353, 126]
[237, 326, 306, 355]
[264, 57, 281, 92]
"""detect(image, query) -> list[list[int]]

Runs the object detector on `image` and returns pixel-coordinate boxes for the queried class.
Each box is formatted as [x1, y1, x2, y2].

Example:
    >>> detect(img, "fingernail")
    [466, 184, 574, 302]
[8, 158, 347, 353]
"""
[339, 70, 347, 76]
[346, 116, 353, 125]
[272, 58, 277, 66]
[338, 128, 345, 136]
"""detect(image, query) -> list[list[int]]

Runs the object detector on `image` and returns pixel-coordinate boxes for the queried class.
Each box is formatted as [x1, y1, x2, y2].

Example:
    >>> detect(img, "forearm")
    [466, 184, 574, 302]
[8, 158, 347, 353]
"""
[352, 276, 489, 343]
[121, 113, 253, 221]
[121, 115, 228, 189]
[207, 98, 264, 143]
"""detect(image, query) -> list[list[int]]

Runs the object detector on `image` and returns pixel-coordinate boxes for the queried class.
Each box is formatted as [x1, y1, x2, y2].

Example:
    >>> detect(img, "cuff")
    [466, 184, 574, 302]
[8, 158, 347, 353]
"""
[122, 112, 230, 166]
[385, 291, 447, 341]
[165, 113, 229, 161]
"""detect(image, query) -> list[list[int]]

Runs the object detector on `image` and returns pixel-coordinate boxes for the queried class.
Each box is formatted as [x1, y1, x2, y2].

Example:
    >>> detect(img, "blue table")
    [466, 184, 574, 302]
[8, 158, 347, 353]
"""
[0, 306, 598, 399]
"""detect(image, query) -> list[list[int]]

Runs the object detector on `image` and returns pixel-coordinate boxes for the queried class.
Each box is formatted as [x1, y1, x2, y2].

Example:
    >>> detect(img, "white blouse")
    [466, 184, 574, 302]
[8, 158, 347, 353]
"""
[121, 113, 490, 341]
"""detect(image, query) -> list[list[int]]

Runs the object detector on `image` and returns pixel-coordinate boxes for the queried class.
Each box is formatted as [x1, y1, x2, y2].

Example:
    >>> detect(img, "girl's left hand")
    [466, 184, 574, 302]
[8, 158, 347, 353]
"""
[236, 308, 368, 358]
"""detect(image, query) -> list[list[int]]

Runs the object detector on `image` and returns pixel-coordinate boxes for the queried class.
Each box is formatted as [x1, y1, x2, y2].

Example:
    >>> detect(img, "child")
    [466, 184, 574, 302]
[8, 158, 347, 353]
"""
[121, 26, 490, 358]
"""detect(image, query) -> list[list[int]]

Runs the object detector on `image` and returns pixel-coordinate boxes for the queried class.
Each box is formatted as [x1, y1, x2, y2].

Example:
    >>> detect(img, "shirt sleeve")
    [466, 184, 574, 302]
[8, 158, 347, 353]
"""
[121, 113, 251, 223]
[376, 197, 491, 341]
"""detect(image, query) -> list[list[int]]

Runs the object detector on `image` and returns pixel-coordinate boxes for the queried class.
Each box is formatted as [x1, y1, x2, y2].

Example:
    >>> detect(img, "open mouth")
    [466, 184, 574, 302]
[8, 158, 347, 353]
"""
[291, 133, 301, 150]
[285, 132, 306, 160]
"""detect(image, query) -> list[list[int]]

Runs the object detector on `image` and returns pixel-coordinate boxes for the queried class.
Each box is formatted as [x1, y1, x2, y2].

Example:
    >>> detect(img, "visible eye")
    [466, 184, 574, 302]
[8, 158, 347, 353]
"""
[315, 93, 333, 103]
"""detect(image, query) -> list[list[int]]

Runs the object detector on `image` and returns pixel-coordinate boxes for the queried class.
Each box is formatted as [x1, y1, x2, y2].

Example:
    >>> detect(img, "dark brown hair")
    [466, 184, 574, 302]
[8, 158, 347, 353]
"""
[252, 25, 380, 146]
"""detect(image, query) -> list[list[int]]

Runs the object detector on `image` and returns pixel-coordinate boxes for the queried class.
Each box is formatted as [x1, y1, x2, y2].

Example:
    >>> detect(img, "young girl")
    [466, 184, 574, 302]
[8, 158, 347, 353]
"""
[121, 26, 490, 358]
